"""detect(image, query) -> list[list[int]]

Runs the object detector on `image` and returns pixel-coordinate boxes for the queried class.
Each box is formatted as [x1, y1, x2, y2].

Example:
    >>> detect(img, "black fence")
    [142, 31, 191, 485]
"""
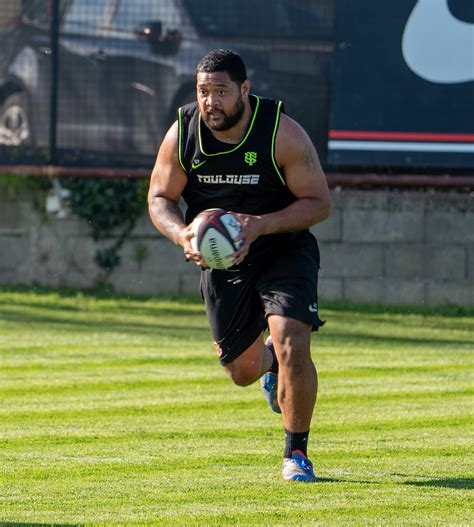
[1, 0, 473, 176]
[0, 0, 335, 169]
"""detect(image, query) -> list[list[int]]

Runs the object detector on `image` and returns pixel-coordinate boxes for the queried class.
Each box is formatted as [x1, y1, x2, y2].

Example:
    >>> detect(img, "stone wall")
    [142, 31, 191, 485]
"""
[314, 190, 473, 306]
[0, 189, 473, 306]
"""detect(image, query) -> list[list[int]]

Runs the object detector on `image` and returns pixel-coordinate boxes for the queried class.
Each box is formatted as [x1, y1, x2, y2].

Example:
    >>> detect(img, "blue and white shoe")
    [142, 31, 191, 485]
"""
[260, 336, 281, 414]
[282, 451, 317, 483]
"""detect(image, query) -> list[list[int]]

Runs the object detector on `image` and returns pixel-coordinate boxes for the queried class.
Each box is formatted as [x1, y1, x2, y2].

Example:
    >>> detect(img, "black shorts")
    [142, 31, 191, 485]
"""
[199, 230, 324, 365]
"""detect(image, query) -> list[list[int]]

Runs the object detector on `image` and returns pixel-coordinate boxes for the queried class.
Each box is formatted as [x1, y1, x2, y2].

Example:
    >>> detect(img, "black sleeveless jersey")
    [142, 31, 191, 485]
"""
[178, 95, 297, 220]
[177, 95, 305, 262]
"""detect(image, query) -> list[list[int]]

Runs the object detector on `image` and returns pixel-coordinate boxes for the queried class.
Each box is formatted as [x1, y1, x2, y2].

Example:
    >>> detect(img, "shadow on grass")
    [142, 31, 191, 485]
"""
[1, 284, 473, 317]
[0, 283, 201, 304]
[404, 477, 473, 489]
[323, 299, 474, 318]
[316, 477, 348, 484]
[321, 331, 473, 348]
[0, 308, 210, 336]
[0, 297, 204, 318]
[317, 470, 474, 488]
[1, 285, 472, 346]
[0, 523, 83, 527]
[1, 307, 472, 348]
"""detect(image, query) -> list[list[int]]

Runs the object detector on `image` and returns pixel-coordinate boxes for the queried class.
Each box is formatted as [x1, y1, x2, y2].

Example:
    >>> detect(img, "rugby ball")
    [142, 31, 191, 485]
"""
[191, 208, 242, 269]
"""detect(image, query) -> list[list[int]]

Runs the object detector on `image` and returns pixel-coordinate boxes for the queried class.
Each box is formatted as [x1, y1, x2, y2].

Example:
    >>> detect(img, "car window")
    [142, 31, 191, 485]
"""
[63, 0, 109, 33]
[23, 0, 52, 26]
[183, 0, 333, 40]
[22, 0, 52, 27]
[21, 0, 72, 29]
[112, 0, 182, 32]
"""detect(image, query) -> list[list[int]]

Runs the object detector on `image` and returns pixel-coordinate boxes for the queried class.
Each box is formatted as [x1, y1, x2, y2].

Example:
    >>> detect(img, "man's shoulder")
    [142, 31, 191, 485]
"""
[179, 101, 199, 119]
[277, 112, 308, 141]
[252, 94, 285, 115]
[178, 102, 200, 139]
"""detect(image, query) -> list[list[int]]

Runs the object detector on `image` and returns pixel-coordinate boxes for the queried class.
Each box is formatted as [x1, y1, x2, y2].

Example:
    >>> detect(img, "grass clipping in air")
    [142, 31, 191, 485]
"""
[0, 287, 472, 526]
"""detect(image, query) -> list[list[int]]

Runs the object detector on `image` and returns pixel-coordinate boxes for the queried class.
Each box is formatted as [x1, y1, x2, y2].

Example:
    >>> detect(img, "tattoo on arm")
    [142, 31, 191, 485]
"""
[303, 145, 316, 173]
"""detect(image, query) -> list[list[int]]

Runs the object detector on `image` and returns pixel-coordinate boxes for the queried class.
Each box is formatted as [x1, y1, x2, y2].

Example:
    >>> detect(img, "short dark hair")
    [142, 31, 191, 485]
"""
[196, 49, 247, 84]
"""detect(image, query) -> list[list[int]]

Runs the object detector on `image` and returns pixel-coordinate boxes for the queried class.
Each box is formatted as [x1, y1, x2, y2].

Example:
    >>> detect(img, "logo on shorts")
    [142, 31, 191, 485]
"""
[308, 302, 318, 313]
[214, 341, 223, 358]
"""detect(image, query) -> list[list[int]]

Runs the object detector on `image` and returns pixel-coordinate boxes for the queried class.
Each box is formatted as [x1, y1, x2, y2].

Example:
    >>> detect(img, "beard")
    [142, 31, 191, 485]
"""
[204, 97, 245, 131]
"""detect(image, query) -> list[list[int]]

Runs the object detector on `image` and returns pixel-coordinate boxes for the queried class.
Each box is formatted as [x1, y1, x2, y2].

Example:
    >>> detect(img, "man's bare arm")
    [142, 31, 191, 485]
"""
[148, 194, 186, 246]
[148, 121, 188, 245]
[147, 121, 203, 263]
[232, 114, 331, 264]
[259, 114, 331, 234]
[147, 121, 191, 249]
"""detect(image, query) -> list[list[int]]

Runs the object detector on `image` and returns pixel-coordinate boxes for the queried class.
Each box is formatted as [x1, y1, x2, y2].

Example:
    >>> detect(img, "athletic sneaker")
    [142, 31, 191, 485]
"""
[260, 336, 281, 413]
[282, 451, 317, 483]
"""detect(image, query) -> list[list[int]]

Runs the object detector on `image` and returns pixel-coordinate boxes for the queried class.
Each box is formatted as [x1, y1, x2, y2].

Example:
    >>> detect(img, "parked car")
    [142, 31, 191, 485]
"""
[0, 0, 334, 166]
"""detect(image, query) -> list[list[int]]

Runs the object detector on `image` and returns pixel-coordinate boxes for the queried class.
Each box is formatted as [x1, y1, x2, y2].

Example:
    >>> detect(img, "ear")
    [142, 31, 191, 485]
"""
[241, 79, 250, 97]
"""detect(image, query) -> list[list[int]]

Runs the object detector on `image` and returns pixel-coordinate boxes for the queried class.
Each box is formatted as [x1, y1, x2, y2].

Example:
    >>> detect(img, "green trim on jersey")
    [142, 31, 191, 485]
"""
[197, 95, 261, 157]
[177, 107, 186, 172]
[271, 100, 285, 186]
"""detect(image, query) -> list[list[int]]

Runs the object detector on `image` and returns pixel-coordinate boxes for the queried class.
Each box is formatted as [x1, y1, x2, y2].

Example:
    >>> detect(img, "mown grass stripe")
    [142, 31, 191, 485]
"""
[0, 287, 472, 526]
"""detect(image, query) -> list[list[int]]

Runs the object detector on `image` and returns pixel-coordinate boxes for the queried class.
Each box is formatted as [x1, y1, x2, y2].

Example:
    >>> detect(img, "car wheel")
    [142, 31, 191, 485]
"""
[0, 93, 32, 146]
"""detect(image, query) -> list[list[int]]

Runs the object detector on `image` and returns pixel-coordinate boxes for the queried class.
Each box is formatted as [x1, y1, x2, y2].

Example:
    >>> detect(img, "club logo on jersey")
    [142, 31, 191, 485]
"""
[244, 151, 257, 166]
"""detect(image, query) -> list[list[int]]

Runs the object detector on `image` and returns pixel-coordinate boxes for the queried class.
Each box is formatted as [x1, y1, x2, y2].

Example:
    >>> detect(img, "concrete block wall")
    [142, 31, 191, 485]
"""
[0, 199, 201, 294]
[0, 189, 473, 306]
[311, 190, 474, 306]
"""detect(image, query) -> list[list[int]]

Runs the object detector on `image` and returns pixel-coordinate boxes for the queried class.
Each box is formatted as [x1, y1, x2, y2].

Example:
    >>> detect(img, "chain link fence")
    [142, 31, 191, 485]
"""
[0, 0, 335, 168]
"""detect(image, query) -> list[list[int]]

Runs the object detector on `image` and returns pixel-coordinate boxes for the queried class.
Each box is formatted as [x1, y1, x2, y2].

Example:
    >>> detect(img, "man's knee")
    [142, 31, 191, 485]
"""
[269, 315, 311, 363]
[224, 360, 260, 386]
[269, 318, 312, 371]
[222, 333, 266, 386]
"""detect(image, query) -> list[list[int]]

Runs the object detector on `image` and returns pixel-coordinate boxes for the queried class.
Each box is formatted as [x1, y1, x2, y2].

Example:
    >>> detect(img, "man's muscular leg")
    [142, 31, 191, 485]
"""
[267, 315, 317, 435]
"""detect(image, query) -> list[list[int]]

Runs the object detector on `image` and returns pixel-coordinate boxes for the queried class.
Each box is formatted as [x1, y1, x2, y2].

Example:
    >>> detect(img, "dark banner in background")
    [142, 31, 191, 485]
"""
[328, 0, 474, 169]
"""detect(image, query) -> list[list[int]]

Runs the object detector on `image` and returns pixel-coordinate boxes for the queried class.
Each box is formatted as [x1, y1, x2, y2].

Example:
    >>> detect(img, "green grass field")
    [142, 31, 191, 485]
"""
[1, 287, 473, 526]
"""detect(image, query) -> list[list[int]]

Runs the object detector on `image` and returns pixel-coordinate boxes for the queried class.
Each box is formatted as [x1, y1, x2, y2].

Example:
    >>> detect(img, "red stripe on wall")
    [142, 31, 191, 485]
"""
[329, 130, 474, 142]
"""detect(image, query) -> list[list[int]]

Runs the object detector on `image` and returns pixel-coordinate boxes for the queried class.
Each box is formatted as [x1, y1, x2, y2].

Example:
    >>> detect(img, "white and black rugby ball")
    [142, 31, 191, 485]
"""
[191, 208, 242, 270]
